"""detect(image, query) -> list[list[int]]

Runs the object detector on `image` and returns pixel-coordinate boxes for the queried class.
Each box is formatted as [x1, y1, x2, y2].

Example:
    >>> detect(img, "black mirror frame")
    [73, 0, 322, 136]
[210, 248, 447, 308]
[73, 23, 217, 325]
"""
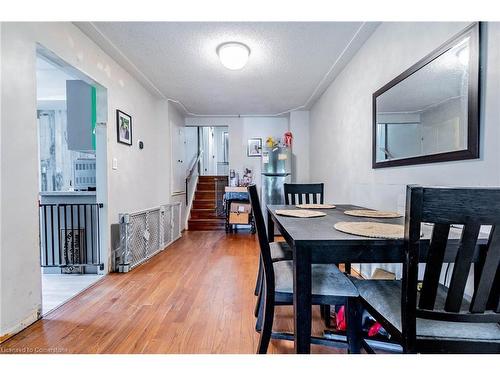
[372, 22, 481, 169]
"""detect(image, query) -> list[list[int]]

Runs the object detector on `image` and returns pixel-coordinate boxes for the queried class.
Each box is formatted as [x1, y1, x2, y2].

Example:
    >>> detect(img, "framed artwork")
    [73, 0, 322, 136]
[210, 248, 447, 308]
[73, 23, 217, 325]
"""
[116, 110, 132, 145]
[247, 138, 262, 157]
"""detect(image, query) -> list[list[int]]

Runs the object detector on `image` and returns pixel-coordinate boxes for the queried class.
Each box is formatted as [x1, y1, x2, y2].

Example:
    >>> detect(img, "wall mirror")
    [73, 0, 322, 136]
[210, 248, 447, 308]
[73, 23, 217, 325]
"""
[372, 22, 480, 168]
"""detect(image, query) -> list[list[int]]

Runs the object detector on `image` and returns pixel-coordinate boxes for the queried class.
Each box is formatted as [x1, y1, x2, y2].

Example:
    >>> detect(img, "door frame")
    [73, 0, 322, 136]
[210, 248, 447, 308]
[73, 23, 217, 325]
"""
[36, 45, 109, 275]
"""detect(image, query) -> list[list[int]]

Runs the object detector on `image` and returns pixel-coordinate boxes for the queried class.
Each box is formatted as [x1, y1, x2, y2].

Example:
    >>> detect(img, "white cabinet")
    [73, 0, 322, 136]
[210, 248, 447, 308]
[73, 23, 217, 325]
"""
[66, 80, 95, 152]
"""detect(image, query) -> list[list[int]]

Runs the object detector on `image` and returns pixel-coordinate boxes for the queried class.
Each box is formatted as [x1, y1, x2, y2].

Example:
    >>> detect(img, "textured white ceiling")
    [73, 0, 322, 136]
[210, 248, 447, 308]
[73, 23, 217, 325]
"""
[76, 22, 379, 116]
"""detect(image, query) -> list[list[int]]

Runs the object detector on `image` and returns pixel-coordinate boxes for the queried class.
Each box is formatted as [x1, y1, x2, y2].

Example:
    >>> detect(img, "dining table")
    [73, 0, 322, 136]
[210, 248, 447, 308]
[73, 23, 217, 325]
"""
[266, 203, 489, 354]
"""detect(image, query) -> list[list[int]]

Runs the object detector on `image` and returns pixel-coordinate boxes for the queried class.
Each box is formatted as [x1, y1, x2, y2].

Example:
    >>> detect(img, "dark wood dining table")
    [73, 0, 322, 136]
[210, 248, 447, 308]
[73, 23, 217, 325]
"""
[266, 203, 489, 354]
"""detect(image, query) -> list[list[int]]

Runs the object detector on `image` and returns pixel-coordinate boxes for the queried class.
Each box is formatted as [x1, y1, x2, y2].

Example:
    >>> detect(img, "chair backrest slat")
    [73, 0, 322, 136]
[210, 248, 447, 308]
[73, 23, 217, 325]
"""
[247, 185, 275, 295]
[284, 183, 324, 206]
[445, 224, 481, 312]
[419, 223, 450, 310]
[403, 185, 500, 349]
[402, 185, 423, 353]
[470, 226, 500, 313]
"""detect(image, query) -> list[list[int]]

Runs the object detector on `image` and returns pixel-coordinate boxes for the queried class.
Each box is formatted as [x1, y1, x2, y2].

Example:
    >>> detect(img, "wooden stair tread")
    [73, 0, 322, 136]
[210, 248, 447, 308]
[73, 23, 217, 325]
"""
[188, 218, 225, 223]
[189, 209, 224, 219]
[189, 175, 228, 231]
[192, 204, 216, 209]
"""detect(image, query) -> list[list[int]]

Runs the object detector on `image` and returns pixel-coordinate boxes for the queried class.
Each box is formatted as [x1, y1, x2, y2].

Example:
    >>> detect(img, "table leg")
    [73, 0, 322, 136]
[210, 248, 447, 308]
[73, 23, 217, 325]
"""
[293, 244, 312, 353]
[346, 297, 362, 354]
[267, 210, 275, 242]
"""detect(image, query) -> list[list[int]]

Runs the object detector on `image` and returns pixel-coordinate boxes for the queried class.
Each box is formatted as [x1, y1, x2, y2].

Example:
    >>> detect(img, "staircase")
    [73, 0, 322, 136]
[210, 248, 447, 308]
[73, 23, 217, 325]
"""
[188, 175, 228, 231]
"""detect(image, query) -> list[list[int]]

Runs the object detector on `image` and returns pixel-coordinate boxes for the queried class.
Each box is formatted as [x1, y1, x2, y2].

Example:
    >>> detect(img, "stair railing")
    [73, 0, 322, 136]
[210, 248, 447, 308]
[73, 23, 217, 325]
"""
[185, 151, 203, 229]
[185, 150, 203, 206]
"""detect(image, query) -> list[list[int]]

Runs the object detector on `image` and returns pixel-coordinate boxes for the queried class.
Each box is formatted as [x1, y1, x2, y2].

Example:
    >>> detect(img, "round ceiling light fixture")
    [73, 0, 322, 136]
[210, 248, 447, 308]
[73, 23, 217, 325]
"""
[216, 42, 251, 70]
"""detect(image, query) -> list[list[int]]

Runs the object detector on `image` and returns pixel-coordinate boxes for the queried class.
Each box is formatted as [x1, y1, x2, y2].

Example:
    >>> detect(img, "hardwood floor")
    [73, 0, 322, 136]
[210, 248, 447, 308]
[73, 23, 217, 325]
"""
[0, 231, 343, 354]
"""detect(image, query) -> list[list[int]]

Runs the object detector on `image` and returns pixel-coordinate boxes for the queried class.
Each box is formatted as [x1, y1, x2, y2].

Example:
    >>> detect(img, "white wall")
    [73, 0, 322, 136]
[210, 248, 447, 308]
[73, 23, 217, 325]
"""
[310, 22, 500, 277]
[185, 126, 198, 168]
[169, 102, 189, 227]
[289, 111, 310, 183]
[0, 22, 173, 340]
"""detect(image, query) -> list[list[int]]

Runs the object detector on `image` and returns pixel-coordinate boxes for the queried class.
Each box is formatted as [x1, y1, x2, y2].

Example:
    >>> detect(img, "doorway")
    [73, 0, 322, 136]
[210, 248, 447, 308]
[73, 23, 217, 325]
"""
[183, 126, 229, 231]
[199, 126, 229, 176]
[36, 47, 107, 315]
[171, 125, 229, 195]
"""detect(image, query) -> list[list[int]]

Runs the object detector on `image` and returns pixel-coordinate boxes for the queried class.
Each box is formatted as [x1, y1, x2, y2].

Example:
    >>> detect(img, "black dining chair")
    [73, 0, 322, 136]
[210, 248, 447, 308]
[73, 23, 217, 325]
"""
[349, 185, 500, 353]
[284, 182, 351, 326]
[253, 244, 292, 317]
[254, 183, 324, 320]
[255, 184, 328, 301]
[248, 184, 359, 353]
[284, 183, 324, 205]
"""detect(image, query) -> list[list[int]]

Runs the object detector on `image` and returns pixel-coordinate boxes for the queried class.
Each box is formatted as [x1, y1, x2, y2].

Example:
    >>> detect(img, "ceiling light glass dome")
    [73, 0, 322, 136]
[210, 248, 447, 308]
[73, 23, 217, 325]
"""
[217, 42, 251, 70]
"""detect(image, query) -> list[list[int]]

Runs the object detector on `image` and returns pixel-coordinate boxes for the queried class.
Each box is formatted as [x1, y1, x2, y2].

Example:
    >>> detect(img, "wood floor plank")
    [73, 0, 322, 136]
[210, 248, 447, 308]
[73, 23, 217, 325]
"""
[0, 231, 343, 354]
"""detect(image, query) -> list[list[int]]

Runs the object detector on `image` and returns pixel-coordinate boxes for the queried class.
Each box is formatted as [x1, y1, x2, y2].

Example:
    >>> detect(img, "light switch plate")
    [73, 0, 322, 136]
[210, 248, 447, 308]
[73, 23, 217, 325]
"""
[112, 158, 118, 170]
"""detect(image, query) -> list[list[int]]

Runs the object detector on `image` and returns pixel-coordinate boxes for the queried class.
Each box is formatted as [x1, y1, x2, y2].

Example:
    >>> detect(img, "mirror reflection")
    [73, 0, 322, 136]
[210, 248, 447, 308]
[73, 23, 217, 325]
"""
[375, 36, 471, 163]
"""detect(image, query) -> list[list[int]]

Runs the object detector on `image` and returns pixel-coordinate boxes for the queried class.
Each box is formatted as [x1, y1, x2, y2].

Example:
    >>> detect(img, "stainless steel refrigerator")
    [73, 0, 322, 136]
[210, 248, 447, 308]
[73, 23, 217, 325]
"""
[261, 146, 292, 225]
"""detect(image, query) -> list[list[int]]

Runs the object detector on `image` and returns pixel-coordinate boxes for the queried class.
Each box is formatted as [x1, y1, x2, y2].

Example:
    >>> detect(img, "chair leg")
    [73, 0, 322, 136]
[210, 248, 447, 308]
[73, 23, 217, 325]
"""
[255, 279, 265, 331]
[257, 285, 275, 354]
[254, 258, 263, 296]
[346, 297, 362, 354]
[254, 275, 263, 318]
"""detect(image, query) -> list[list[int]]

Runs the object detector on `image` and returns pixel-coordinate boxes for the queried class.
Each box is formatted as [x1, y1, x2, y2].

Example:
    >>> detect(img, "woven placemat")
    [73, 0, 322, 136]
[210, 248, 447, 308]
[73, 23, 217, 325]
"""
[334, 221, 404, 239]
[296, 203, 336, 209]
[275, 209, 327, 218]
[343, 209, 402, 218]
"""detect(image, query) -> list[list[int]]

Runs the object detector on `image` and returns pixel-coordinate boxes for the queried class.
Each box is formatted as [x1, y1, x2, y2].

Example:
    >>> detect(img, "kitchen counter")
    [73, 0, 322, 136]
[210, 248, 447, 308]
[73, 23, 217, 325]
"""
[39, 191, 97, 205]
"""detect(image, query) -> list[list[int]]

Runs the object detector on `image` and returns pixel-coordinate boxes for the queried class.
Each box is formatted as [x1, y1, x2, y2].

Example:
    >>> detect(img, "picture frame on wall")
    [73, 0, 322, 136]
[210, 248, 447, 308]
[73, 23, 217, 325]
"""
[116, 109, 132, 145]
[247, 138, 262, 157]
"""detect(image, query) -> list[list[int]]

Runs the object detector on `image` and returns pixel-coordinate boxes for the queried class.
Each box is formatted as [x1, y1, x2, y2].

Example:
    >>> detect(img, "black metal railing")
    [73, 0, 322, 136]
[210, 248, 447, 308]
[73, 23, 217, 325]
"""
[39, 203, 104, 270]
